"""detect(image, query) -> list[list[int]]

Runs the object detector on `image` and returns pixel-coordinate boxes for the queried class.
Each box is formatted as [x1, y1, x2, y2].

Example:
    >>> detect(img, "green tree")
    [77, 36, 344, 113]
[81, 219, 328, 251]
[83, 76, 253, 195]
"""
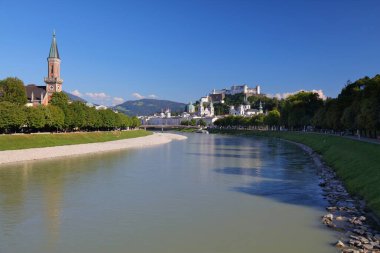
[67, 101, 87, 130]
[0, 77, 27, 105]
[86, 107, 101, 130]
[0, 102, 26, 133]
[213, 103, 229, 115]
[198, 119, 207, 127]
[280, 91, 323, 129]
[189, 119, 197, 126]
[25, 106, 46, 131]
[44, 105, 65, 131]
[130, 116, 141, 128]
[50, 92, 69, 111]
[265, 109, 280, 129]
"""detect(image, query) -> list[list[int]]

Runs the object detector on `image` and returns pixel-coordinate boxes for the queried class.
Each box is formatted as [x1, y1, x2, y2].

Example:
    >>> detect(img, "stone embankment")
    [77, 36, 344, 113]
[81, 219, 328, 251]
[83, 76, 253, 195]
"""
[292, 140, 380, 253]
[0, 132, 187, 165]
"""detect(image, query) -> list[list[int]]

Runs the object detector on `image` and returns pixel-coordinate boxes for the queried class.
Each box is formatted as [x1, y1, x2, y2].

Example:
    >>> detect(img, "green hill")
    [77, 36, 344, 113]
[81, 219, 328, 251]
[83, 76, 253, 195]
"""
[114, 99, 186, 116]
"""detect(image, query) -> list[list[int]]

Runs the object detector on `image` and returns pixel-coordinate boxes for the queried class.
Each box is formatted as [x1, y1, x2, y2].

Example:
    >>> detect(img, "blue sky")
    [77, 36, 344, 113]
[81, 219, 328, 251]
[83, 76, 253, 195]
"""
[0, 0, 379, 105]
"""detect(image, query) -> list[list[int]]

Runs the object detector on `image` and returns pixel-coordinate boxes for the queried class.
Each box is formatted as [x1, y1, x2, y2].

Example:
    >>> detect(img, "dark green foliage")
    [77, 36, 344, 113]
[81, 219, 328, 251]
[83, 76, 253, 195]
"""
[0, 77, 28, 105]
[248, 94, 279, 111]
[213, 103, 229, 115]
[311, 75, 380, 137]
[281, 91, 323, 129]
[264, 109, 280, 128]
[224, 94, 245, 106]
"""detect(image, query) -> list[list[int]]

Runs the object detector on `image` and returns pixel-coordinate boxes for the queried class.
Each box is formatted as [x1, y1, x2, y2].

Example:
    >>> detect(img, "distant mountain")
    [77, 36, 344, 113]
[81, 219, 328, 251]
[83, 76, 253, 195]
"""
[63, 91, 87, 103]
[114, 99, 186, 116]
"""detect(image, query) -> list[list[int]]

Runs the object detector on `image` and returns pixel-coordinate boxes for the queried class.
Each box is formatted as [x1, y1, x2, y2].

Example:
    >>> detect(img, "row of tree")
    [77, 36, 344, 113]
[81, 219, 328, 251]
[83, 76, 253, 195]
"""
[214, 110, 280, 129]
[0, 77, 140, 133]
[312, 75, 380, 137]
[213, 75, 380, 138]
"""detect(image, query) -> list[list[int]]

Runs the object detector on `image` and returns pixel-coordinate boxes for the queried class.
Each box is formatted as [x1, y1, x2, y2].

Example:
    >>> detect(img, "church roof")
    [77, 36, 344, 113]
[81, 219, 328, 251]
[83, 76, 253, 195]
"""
[48, 31, 60, 59]
[25, 84, 46, 100]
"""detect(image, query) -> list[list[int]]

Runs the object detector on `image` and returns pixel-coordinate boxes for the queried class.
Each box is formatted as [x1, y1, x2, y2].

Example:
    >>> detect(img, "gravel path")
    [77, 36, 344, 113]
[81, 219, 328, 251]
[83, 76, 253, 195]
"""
[0, 133, 187, 165]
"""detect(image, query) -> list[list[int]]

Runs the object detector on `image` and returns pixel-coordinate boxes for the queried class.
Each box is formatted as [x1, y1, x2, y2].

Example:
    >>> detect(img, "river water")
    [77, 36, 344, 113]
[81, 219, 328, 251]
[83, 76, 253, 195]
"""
[0, 133, 337, 253]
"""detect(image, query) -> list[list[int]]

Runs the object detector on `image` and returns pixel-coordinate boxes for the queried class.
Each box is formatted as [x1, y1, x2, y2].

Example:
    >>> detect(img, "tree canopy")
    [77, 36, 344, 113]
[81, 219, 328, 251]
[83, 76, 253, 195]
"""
[0, 77, 27, 105]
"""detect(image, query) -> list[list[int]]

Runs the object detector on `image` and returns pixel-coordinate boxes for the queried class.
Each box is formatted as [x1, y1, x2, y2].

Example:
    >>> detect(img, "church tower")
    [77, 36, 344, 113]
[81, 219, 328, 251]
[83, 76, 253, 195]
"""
[44, 31, 63, 100]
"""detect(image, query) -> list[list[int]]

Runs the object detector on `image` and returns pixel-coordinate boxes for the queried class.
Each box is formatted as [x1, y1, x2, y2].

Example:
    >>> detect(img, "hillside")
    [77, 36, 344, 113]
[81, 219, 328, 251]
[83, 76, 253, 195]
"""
[63, 91, 87, 103]
[114, 99, 186, 116]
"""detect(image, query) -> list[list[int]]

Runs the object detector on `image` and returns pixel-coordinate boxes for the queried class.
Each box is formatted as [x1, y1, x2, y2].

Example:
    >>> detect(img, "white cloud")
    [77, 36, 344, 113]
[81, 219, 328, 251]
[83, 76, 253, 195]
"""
[147, 94, 158, 99]
[112, 97, 124, 105]
[132, 93, 145, 99]
[71, 89, 82, 97]
[131, 93, 159, 100]
[85, 92, 110, 100]
[266, 89, 327, 100]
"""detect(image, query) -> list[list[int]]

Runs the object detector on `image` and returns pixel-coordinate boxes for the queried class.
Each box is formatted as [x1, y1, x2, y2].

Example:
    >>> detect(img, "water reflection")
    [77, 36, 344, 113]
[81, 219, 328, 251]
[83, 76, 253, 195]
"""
[210, 135, 325, 208]
[0, 150, 133, 252]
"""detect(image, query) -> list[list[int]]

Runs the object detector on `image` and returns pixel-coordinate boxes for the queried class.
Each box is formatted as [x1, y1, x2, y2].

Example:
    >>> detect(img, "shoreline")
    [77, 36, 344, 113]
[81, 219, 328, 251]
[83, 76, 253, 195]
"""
[0, 132, 187, 166]
[211, 129, 380, 252]
[285, 139, 380, 252]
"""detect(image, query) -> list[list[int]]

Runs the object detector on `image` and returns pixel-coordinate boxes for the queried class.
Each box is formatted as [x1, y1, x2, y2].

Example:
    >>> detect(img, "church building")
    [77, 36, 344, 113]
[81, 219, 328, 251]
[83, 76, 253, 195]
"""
[26, 32, 63, 106]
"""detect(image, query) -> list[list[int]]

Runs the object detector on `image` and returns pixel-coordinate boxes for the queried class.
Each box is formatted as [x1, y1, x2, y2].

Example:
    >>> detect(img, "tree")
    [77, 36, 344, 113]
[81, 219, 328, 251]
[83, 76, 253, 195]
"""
[86, 107, 101, 130]
[50, 92, 69, 111]
[280, 91, 323, 129]
[0, 77, 27, 105]
[265, 109, 280, 129]
[25, 106, 46, 131]
[130, 116, 141, 128]
[44, 105, 65, 131]
[248, 95, 279, 111]
[189, 119, 197, 126]
[67, 101, 87, 130]
[213, 103, 229, 115]
[117, 113, 131, 129]
[0, 102, 26, 133]
[198, 119, 207, 127]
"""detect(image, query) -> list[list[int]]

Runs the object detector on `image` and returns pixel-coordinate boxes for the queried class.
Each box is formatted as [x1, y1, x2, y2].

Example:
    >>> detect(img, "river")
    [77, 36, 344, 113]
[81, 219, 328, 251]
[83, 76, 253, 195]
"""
[0, 133, 337, 253]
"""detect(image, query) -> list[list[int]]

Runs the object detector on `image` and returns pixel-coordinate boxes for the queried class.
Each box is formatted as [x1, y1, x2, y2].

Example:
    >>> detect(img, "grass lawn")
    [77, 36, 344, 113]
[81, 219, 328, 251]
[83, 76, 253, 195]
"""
[210, 129, 380, 217]
[0, 130, 152, 151]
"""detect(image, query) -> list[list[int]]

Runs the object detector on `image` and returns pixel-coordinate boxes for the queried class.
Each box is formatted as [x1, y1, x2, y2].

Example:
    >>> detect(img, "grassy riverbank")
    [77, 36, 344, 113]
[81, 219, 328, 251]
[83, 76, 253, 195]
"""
[0, 130, 152, 151]
[210, 129, 380, 216]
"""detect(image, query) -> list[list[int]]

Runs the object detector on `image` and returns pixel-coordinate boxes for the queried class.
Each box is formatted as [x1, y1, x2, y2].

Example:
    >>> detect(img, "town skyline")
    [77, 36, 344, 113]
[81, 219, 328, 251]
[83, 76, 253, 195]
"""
[1, 0, 380, 106]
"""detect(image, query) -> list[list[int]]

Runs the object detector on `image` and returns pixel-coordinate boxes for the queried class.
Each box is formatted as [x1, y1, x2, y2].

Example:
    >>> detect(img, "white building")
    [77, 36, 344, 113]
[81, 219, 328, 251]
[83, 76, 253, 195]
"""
[198, 102, 215, 117]
[229, 102, 263, 116]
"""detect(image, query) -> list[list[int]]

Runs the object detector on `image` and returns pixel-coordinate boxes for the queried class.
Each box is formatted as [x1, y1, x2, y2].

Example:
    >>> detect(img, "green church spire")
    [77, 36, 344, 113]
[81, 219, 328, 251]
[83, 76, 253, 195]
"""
[48, 31, 60, 59]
